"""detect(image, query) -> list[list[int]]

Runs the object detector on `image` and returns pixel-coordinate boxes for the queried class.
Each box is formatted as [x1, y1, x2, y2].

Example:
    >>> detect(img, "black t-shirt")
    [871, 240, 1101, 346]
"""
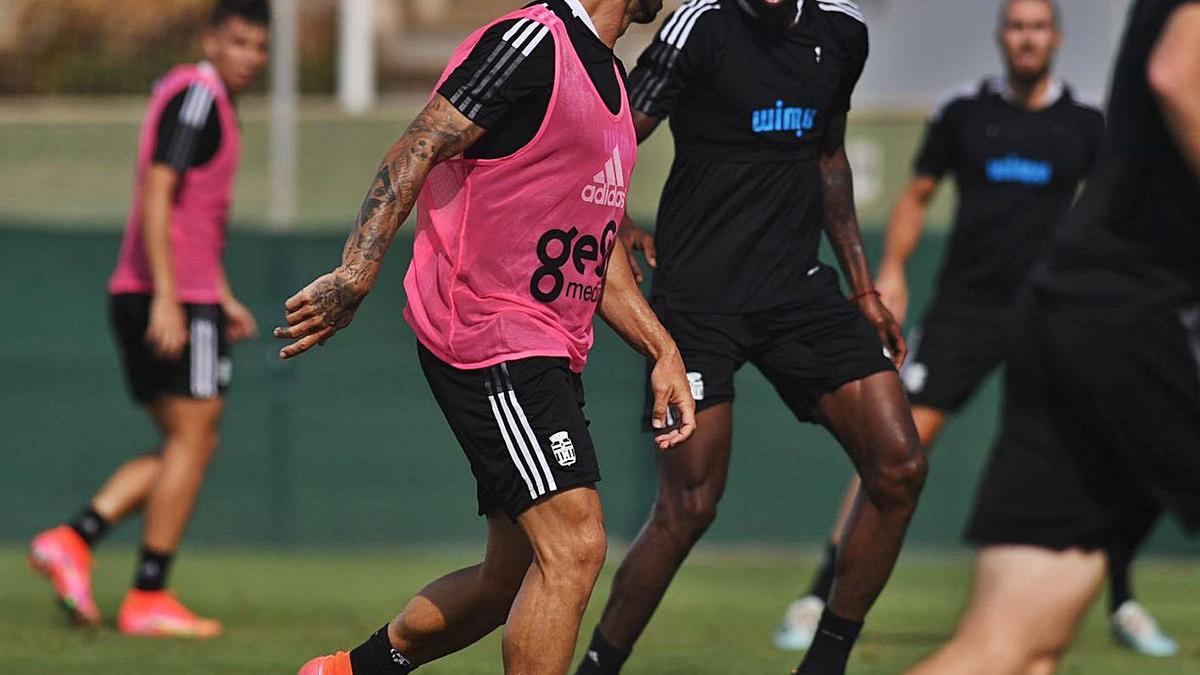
[152, 81, 223, 172]
[436, 0, 626, 160]
[1040, 0, 1200, 303]
[630, 0, 869, 312]
[915, 78, 1105, 304]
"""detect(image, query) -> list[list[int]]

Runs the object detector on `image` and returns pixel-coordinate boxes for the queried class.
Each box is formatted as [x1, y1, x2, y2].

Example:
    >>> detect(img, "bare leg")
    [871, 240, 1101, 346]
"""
[140, 397, 223, 552]
[818, 372, 928, 620]
[827, 476, 860, 549]
[906, 545, 1105, 675]
[80, 405, 172, 526]
[384, 513, 533, 663]
[827, 406, 946, 548]
[1026, 657, 1058, 675]
[594, 403, 733, 650]
[504, 486, 608, 673]
[90, 454, 162, 523]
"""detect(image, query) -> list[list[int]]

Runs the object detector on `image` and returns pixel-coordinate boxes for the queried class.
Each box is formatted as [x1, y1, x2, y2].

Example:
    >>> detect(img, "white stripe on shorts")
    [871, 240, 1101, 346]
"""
[499, 364, 558, 492]
[489, 366, 548, 498]
[488, 388, 539, 500]
[189, 316, 217, 398]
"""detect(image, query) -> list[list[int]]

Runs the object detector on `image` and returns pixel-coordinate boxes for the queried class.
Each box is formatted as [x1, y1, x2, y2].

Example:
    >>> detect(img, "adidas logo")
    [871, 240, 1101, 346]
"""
[581, 146, 627, 208]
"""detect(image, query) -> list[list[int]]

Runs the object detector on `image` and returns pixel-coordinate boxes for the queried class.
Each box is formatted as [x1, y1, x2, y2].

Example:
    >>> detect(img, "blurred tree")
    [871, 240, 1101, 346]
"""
[1, 0, 335, 95]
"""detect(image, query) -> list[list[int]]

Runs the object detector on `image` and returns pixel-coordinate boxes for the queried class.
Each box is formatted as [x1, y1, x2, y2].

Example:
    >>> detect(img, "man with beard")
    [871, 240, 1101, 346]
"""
[576, 1, 928, 674]
[282, 0, 696, 672]
[777, 0, 1178, 659]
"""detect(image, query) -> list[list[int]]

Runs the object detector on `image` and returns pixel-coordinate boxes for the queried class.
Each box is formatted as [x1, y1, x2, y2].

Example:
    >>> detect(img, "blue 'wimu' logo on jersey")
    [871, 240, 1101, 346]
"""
[751, 100, 818, 138]
[986, 155, 1053, 186]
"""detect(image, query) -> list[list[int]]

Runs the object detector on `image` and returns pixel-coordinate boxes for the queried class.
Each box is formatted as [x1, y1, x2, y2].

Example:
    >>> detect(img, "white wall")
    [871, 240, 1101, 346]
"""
[853, 0, 1130, 111]
[617, 0, 1133, 113]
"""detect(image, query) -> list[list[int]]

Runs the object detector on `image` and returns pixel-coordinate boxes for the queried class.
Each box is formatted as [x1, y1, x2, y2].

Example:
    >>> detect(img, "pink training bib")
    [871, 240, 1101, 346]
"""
[404, 5, 637, 373]
[109, 62, 241, 304]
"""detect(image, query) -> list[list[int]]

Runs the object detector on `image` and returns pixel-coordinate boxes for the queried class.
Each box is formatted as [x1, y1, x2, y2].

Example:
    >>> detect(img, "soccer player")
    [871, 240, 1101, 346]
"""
[906, 0, 1200, 672]
[27, 0, 269, 638]
[777, 0, 1178, 658]
[575, 1, 928, 674]
[278, 0, 695, 673]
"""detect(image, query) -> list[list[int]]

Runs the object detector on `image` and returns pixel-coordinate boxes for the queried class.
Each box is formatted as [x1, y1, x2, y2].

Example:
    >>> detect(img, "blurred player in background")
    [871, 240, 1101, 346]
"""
[906, 0, 1200, 672]
[778, 0, 1179, 658]
[276, 0, 695, 672]
[576, 2, 928, 674]
[28, 0, 269, 638]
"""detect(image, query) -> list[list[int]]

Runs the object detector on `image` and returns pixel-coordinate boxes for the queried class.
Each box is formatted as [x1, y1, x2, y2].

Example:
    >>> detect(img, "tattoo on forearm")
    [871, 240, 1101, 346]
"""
[336, 96, 484, 293]
[357, 164, 396, 233]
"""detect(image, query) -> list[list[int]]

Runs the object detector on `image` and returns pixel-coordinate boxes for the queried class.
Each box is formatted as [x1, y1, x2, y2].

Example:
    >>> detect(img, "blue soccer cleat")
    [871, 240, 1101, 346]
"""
[1111, 600, 1179, 657]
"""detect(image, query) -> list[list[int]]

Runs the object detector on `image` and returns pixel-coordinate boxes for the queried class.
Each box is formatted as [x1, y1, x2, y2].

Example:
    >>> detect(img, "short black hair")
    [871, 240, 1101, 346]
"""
[211, 0, 271, 28]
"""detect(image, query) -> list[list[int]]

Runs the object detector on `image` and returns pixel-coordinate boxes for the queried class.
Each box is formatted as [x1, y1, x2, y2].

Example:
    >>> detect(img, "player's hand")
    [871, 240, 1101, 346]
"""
[875, 261, 909, 325]
[221, 297, 258, 344]
[273, 267, 369, 359]
[146, 294, 188, 361]
[857, 292, 906, 368]
[619, 216, 657, 284]
[648, 347, 697, 451]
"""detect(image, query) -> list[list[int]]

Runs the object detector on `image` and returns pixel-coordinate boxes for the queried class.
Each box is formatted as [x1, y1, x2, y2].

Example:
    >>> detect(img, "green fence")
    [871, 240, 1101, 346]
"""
[2, 226, 1196, 553]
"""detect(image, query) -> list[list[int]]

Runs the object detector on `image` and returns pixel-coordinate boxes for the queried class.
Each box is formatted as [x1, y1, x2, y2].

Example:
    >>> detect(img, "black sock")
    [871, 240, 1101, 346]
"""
[1108, 554, 1134, 614]
[575, 627, 630, 675]
[349, 625, 417, 675]
[68, 507, 110, 548]
[807, 541, 838, 602]
[796, 609, 863, 675]
[133, 547, 174, 591]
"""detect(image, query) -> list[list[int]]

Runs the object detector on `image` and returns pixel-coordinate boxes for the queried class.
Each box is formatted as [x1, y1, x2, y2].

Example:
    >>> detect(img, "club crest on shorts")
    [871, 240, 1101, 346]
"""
[687, 372, 705, 401]
[901, 362, 928, 394]
[549, 431, 577, 467]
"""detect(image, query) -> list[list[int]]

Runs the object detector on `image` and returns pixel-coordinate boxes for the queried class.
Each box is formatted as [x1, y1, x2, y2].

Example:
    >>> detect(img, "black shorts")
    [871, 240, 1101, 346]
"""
[965, 291, 1200, 550]
[418, 344, 601, 520]
[901, 299, 1009, 413]
[643, 268, 894, 425]
[109, 293, 230, 404]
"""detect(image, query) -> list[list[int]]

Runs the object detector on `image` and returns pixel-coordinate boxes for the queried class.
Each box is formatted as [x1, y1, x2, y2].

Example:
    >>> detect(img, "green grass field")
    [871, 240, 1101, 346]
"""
[0, 99, 950, 232]
[5, 547, 1198, 674]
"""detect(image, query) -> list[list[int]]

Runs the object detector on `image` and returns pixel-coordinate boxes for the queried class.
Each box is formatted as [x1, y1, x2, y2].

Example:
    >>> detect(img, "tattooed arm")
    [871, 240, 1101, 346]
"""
[274, 95, 485, 359]
[819, 113, 905, 367]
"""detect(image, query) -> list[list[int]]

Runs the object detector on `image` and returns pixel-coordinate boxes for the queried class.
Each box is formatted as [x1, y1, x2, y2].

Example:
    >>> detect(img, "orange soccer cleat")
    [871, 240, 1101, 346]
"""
[117, 589, 223, 638]
[298, 652, 354, 675]
[29, 525, 101, 626]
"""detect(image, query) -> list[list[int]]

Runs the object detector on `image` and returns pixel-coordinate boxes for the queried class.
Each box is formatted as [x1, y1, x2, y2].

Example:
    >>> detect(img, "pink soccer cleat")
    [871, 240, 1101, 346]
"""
[29, 525, 101, 626]
[298, 652, 354, 675]
[117, 589, 222, 638]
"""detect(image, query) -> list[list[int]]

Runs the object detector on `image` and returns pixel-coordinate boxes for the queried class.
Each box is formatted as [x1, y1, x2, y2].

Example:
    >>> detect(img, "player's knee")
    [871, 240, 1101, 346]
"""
[194, 428, 220, 458]
[862, 450, 927, 513]
[170, 426, 220, 465]
[571, 521, 608, 579]
[536, 518, 607, 587]
[653, 489, 718, 545]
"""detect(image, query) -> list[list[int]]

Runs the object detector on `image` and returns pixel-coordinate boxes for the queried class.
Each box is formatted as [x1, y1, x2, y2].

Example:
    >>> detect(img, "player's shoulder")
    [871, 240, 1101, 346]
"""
[476, 14, 553, 50]
[154, 65, 220, 123]
[156, 63, 216, 99]
[928, 78, 989, 122]
[1060, 84, 1105, 119]
[810, 1, 868, 60]
[811, 0, 867, 27]
[655, 0, 728, 49]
